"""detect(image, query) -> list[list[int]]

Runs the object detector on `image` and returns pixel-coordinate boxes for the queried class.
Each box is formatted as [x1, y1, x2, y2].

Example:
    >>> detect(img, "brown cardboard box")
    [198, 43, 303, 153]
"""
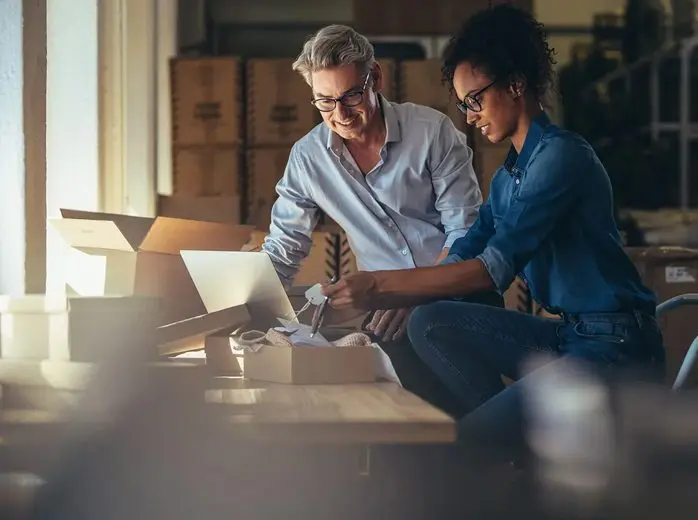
[49, 209, 254, 326]
[472, 134, 510, 199]
[173, 146, 241, 196]
[171, 57, 242, 146]
[377, 58, 397, 101]
[158, 195, 241, 225]
[243, 344, 375, 385]
[246, 147, 292, 229]
[400, 59, 465, 128]
[627, 247, 698, 384]
[246, 59, 319, 146]
[204, 332, 243, 376]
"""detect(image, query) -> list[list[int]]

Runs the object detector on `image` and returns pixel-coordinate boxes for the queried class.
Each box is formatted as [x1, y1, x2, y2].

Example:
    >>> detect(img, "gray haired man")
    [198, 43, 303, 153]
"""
[262, 25, 484, 416]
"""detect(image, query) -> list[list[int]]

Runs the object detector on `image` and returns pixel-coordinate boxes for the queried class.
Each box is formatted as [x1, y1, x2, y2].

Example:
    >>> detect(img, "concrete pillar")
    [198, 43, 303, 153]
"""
[0, 0, 47, 295]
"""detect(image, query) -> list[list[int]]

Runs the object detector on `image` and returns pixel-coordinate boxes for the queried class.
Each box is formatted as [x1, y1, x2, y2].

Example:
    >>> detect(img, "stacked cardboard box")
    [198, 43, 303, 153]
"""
[246, 226, 358, 287]
[399, 59, 465, 128]
[161, 57, 243, 224]
[627, 247, 698, 386]
[245, 58, 316, 230]
[377, 59, 397, 101]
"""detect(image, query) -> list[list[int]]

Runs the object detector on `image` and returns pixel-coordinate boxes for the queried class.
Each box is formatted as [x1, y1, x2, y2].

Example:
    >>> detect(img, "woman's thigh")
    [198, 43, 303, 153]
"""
[407, 300, 562, 380]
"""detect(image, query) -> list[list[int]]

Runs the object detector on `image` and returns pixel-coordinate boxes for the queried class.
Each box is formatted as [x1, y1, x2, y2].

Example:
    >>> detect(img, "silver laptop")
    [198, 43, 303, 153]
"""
[180, 251, 297, 328]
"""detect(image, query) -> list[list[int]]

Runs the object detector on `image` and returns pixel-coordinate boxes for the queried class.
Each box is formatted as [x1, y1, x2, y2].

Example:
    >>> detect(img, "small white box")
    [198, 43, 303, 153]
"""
[0, 295, 71, 359]
[0, 295, 161, 362]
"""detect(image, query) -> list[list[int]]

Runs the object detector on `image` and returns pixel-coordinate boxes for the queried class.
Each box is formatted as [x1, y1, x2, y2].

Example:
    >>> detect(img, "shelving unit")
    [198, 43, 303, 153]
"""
[591, 35, 698, 209]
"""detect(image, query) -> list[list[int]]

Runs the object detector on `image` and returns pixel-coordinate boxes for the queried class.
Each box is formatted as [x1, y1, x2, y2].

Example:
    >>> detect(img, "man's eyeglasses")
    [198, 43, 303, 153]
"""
[311, 73, 371, 112]
[456, 80, 497, 114]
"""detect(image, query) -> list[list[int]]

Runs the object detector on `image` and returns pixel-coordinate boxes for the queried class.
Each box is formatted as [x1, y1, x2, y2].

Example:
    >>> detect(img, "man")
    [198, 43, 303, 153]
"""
[261, 24, 483, 415]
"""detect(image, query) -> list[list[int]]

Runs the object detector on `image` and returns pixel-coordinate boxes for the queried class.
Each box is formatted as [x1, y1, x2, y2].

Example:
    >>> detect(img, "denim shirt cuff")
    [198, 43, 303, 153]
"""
[439, 253, 463, 266]
[443, 230, 467, 250]
[476, 246, 514, 294]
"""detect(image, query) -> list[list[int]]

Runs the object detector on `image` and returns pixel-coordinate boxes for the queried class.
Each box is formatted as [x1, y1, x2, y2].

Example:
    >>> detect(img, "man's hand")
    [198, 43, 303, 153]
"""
[321, 272, 379, 310]
[365, 308, 412, 342]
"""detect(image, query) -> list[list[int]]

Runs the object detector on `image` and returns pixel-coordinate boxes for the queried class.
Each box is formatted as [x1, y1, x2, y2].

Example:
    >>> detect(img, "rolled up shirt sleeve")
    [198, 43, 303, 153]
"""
[446, 195, 496, 263]
[262, 146, 320, 288]
[429, 116, 482, 249]
[476, 137, 583, 293]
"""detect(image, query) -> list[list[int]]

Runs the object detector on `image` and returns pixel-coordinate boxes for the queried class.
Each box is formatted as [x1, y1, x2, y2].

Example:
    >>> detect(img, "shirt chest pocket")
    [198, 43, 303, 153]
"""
[490, 178, 520, 228]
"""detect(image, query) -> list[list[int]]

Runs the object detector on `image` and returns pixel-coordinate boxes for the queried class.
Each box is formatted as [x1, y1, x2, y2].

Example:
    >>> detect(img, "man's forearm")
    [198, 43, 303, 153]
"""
[372, 259, 494, 308]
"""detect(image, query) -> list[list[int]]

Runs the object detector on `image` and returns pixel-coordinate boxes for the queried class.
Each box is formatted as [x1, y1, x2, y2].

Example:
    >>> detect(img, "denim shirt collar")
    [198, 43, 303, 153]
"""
[503, 112, 551, 176]
[327, 94, 400, 154]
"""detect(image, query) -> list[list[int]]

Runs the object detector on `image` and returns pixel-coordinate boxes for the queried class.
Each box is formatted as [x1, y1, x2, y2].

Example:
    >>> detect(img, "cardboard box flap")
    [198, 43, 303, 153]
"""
[139, 217, 255, 254]
[156, 304, 250, 356]
[50, 218, 138, 252]
[57, 209, 155, 250]
[627, 246, 698, 263]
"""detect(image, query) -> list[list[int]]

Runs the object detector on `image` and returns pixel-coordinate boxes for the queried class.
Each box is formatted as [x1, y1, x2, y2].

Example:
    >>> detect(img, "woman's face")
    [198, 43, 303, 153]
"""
[452, 61, 522, 144]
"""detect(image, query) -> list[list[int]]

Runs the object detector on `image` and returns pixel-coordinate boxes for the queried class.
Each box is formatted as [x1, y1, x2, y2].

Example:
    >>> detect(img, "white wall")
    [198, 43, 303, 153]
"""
[0, 0, 27, 295]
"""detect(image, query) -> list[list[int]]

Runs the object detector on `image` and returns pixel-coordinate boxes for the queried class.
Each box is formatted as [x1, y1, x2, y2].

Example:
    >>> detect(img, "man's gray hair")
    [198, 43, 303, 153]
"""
[292, 25, 376, 85]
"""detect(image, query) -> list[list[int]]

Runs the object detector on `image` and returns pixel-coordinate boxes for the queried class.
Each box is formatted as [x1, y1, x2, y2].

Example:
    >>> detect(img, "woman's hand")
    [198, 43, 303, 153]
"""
[321, 272, 380, 310]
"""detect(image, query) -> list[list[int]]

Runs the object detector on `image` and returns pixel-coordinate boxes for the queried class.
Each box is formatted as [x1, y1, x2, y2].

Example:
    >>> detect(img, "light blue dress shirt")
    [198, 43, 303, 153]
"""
[262, 96, 482, 287]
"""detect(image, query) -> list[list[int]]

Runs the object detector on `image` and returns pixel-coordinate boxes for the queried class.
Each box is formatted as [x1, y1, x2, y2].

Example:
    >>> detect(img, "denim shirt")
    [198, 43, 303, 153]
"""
[447, 113, 656, 315]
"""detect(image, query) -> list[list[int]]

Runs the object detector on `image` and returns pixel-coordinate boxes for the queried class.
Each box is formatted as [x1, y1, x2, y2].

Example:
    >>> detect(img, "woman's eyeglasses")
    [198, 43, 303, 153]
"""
[456, 80, 497, 114]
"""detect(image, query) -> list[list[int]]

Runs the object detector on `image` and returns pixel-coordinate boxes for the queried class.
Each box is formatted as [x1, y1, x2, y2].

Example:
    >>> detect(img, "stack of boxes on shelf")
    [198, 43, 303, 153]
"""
[245, 58, 316, 230]
[163, 57, 243, 224]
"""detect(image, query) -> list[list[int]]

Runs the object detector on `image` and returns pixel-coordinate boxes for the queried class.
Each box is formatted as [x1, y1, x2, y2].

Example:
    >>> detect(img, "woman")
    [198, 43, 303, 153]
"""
[323, 5, 665, 465]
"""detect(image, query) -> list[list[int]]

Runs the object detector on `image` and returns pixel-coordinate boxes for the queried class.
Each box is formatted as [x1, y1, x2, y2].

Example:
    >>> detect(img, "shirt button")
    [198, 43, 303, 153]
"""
[401, 248, 408, 255]
[515, 178, 520, 185]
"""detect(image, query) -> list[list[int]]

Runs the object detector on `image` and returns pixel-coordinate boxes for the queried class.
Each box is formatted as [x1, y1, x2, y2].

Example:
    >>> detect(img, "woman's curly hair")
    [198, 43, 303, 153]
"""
[442, 4, 557, 107]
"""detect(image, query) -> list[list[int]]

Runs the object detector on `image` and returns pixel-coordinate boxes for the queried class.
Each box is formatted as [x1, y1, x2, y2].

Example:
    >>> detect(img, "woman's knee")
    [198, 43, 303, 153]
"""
[407, 301, 456, 355]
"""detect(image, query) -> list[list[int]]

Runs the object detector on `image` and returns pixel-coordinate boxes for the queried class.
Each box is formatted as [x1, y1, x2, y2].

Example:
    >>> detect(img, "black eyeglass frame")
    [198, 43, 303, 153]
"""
[456, 80, 497, 114]
[310, 73, 372, 112]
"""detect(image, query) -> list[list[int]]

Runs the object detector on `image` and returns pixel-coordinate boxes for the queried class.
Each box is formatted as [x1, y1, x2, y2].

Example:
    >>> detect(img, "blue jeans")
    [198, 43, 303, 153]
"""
[407, 301, 665, 466]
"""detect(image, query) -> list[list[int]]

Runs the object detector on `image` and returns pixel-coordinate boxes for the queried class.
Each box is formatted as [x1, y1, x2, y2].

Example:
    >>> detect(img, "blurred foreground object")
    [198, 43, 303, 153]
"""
[524, 356, 698, 520]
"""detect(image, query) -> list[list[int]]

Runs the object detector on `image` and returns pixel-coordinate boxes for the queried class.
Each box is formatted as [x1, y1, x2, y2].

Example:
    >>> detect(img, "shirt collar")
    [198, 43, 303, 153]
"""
[326, 94, 400, 154]
[504, 111, 551, 175]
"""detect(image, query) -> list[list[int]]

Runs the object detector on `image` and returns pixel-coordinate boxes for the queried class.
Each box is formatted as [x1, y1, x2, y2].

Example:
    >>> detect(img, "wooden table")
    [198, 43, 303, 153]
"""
[0, 360, 462, 519]
[0, 360, 455, 445]
[207, 377, 456, 444]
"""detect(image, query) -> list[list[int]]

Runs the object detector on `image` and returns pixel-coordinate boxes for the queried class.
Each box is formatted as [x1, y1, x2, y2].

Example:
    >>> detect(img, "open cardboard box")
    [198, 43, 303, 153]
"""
[49, 209, 254, 326]
[180, 250, 382, 385]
